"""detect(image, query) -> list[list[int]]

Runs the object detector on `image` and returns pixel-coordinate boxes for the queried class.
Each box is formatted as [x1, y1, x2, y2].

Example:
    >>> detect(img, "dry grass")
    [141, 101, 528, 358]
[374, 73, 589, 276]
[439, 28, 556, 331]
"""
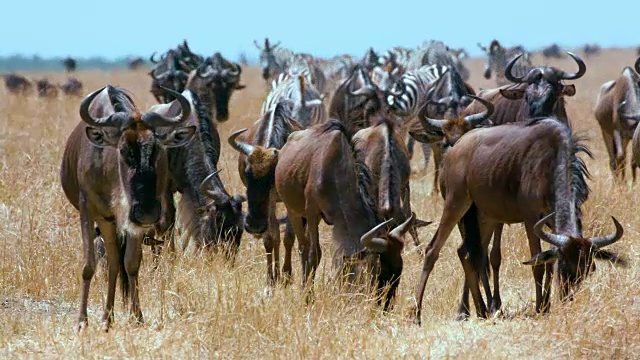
[1, 50, 640, 359]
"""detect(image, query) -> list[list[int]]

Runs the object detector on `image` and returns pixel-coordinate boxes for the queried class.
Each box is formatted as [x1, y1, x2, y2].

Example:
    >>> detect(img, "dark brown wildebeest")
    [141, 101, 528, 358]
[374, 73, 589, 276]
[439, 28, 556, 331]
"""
[582, 43, 601, 57]
[228, 101, 303, 285]
[275, 120, 431, 310]
[353, 115, 428, 246]
[542, 43, 564, 59]
[409, 117, 624, 325]
[63, 57, 77, 72]
[3, 73, 33, 95]
[594, 57, 640, 182]
[36, 79, 58, 98]
[59, 77, 84, 96]
[60, 85, 195, 331]
[147, 89, 246, 257]
[128, 57, 145, 70]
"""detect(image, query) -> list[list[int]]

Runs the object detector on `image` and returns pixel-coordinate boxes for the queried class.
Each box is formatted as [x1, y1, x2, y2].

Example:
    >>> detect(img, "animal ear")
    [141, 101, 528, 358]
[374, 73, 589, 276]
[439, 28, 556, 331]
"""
[363, 237, 389, 253]
[594, 249, 628, 267]
[562, 84, 576, 97]
[159, 125, 196, 148]
[85, 127, 119, 148]
[235, 84, 246, 90]
[286, 116, 304, 130]
[499, 88, 525, 100]
[409, 129, 441, 144]
[522, 248, 560, 266]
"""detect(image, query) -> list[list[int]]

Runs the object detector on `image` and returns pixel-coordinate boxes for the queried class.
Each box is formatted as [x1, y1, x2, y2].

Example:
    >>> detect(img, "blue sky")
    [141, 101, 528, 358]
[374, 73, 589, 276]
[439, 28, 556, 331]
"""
[4, 0, 638, 60]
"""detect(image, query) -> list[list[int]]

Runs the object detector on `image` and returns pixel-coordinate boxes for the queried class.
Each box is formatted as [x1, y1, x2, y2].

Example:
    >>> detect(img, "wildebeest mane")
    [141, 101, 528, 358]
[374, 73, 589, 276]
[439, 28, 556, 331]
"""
[192, 90, 220, 169]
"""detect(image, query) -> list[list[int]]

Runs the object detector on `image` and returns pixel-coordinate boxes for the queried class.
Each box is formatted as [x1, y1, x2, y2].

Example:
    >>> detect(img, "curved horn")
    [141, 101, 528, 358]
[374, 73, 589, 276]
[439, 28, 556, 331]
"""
[349, 85, 376, 97]
[360, 218, 394, 247]
[229, 63, 241, 76]
[253, 40, 262, 49]
[199, 169, 222, 196]
[635, 57, 640, 75]
[533, 213, 569, 248]
[560, 52, 587, 80]
[79, 86, 120, 127]
[141, 86, 191, 127]
[505, 54, 526, 83]
[150, 52, 160, 64]
[197, 65, 217, 78]
[228, 128, 254, 156]
[389, 212, 415, 239]
[463, 95, 494, 126]
[589, 216, 624, 249]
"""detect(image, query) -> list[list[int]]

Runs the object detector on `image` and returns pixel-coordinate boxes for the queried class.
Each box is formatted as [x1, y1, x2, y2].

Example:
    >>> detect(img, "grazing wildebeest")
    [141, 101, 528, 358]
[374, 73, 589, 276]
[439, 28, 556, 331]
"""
[59, 77, 84, 96]
[60, 85, 195, 331]
[593, 57, 640, 182]
[146, 89, 247, 257]
[409, 118, 624, 325]
[36, 79, 58, 98]
[582, 43, 601, 57]
[478, 40, 533, 86]
[228, 101, 303, 285]
[353, 115, 429, 246]
[63, 57, 77, 72]
[182, 55, 246, 122]
[3, 73, 33, 95]
[254, 38, 293, 82]
[275, 120, 431, 309]
[128, 57, 145, 70]
[542, 43, 564, 59]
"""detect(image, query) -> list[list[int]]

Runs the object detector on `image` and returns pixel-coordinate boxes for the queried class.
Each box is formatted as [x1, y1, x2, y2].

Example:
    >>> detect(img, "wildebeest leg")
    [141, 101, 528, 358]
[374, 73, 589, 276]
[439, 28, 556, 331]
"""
[632, 160, 638, 184]
[600, 129, 616, 176]
[264, 201, 281, 285]
[406, 136, 415, 160]
[430, 143, 443, 196]
[282, 215, 296, 285]
[306, 213, 322, 294]
[421, 143, 432, 170]
[411, 192, 472, 325]
[76, 195, 97, 332]
[401, 185, 420, 247]
[287, 213, 309, 288]
[124, 232, 144, 324]
[95, 220, 120, 331]
[523, 219, 547, 313]
[489, 223, 504, 315]
[612, 130, 625, 181]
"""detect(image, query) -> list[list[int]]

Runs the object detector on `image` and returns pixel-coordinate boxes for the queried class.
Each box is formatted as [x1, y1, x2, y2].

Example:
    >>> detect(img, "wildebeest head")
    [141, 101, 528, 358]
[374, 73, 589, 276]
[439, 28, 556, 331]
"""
[197, 170, 246, 250]
[410, 95, 494, 147]
[192, 59, 245, 121]
[254, 38, 282, 81]
[524, 213, 625, 301]
[36, 79, 58, 98]
[499, 52, 586, 117]
[80, 86, 195, 227]
[228, 128, 281, 234]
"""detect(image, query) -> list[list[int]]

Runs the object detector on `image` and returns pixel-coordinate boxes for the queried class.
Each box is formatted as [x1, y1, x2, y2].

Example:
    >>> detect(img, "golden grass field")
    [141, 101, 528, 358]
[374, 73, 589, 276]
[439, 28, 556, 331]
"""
[1, 49, 639, 359]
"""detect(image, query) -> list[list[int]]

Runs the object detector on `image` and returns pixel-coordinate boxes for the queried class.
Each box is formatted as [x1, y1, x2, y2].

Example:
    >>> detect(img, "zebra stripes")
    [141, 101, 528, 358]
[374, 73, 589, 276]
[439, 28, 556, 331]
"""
[386, 64, 449, 116]
[479, 40, 533, 86]
[261, 71, 326, 128]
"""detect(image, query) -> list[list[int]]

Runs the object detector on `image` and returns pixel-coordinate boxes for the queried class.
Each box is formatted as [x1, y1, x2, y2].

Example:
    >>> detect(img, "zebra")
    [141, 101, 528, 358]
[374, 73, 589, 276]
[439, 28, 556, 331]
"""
[287, 53, 327, 96]
[405, 40, 470, 81]
[386, 64, 450, 116]
[254, 38, 295, 82]
[379, 47, 413, 71]
[261, 70, 326, 128]
[317, 54, 354, 97]
[478, 39, 533, 86]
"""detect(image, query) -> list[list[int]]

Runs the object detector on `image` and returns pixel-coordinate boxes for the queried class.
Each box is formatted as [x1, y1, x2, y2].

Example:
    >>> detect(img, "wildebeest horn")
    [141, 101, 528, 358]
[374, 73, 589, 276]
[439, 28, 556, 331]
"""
[533, 213, 569, 248]
[505, 54, 526, 83]
[150, 52, 160, 64]
[141, 86, 191, 127]
[559, 52, 587, 80]
[79, 86, 122, 128]
[463, 95, 494, 126]
[199, 169, 222, 196]
[588, 216, 624, 249]
[360, 218, 394, 250]
[635, 57, 640, 75]
[253, 40, 262, 50]
[229, 63, 241, 76]
[389, 212, 415, 239]
[197, 65, 217, 78]
[349, 85, 376, 97]
[228, 128, 255, 155]
[477, 42, 488, 52]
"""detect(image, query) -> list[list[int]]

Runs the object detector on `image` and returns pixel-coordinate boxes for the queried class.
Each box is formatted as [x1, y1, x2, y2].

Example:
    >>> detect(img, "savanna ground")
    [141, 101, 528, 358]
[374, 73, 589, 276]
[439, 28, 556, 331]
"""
[1, 49, 639, 359]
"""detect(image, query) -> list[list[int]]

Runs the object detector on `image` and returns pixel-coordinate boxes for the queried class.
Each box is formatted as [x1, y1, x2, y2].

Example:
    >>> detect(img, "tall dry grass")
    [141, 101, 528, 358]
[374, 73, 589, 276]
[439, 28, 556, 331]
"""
[0, 50, 639, 359]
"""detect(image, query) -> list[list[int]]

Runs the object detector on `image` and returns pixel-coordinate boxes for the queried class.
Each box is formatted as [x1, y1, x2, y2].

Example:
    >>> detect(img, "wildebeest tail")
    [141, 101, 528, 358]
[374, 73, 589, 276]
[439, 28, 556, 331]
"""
[461, 203, 486, 273]
[120, 234, 129, 307]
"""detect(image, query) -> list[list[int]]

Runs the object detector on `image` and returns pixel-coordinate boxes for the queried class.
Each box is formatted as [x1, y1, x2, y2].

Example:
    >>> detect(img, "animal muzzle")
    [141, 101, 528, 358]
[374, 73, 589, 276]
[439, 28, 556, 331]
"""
[262, 68, 270, 80]
[130, 201, 161, 226]
[244, 214, 267, 235]
[216, 109, 229, 122]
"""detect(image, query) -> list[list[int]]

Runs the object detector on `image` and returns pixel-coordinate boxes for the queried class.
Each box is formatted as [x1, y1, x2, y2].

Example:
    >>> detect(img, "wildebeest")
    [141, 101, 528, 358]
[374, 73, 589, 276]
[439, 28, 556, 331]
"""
[409, 118, 624, 325]
[254, 38, 294, 82]
[63, 57, 77, 72]
[542, 43, 564, 59]
[149, 52, 190, 103]
[147, 89, 246, 257]
[478, 40, 533, 86]
[228, 101, 303, 285]
[36, 79, 58, 98]
[582, 43, 601, 57]
[275, 120, 431, 309]
[60, 85, 195, 331]
[3, 73, 33, 95]
[406, 40, 470, 81]
[593, 57, 640, 181]
[59, 77, 84, 96]
[128, 57, 145, 70]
